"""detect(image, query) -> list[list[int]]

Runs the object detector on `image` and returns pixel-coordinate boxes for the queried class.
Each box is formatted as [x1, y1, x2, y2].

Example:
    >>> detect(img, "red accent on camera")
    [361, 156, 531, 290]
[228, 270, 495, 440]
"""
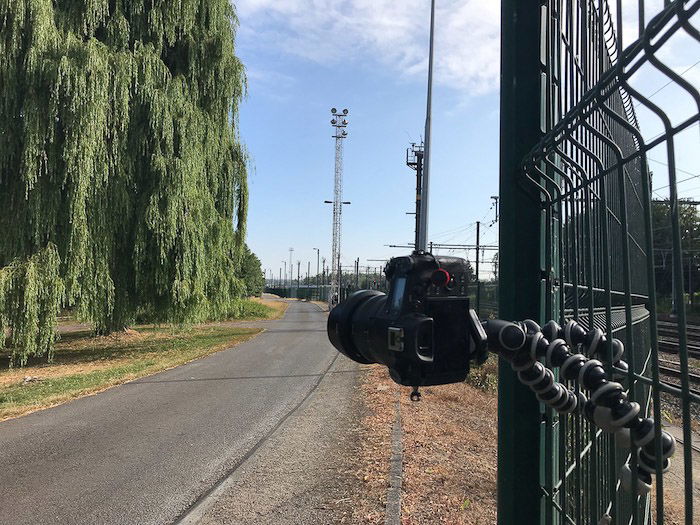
[431, 268, 451, 287]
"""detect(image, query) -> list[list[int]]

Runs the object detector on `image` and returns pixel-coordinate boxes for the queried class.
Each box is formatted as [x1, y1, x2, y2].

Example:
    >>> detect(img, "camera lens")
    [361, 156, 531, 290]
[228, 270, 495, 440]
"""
[327, 290, 386, 364]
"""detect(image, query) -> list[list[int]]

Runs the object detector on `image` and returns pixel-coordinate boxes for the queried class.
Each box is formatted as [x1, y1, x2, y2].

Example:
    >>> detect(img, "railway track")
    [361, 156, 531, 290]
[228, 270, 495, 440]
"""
[677, 436, 700, 455]
[658, 358, 700, 393]
[648, 321, 700, 396]
[657, 357, 700, 404]
[656, 320, 700, 359]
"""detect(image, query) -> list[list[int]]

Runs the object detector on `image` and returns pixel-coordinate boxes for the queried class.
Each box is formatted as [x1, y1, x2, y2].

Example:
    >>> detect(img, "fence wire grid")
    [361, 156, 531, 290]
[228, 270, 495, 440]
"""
[507, 0, 699, 524]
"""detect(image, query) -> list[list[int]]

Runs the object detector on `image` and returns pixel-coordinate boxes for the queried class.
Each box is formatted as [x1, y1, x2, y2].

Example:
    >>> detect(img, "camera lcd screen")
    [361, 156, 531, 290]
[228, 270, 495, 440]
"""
[390, 277, 407, 313]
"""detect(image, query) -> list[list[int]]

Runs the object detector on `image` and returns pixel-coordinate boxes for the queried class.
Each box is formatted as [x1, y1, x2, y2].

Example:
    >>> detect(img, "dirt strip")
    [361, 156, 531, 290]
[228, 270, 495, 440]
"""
[356, 367, 498, 524]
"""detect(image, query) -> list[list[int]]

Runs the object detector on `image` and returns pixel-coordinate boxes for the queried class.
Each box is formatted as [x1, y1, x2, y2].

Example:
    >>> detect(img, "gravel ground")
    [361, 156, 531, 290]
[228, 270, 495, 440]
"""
[655, 352, 700, 425]
[187, 357, 371, 525]
[655, 424, 700, 525]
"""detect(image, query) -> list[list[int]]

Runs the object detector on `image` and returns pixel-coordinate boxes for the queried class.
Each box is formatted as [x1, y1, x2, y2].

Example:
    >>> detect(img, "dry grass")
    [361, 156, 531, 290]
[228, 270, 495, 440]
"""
[354, 365, 498, 524]
[400, 378, 498, 524]
[351, 367, 398, 524]
[354, 358, 697, 525]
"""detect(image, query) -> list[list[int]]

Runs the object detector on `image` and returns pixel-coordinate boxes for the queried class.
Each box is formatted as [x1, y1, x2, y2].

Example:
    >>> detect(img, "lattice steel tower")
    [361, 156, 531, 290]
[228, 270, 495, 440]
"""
[328, 108, 349, 308]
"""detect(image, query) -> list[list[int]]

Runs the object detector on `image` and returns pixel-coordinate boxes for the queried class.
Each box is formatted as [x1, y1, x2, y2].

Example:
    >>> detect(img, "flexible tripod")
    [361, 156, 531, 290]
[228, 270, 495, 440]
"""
[480, 317, 675, 494]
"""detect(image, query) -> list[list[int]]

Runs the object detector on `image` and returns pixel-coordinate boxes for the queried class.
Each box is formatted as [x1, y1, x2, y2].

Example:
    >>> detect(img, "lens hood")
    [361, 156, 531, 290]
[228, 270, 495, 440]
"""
[327, 290, 384, 364]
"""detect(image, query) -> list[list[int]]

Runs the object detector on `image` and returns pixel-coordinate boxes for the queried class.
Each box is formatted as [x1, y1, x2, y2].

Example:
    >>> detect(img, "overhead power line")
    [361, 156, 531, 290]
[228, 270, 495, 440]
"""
[633, 59, 700, 109]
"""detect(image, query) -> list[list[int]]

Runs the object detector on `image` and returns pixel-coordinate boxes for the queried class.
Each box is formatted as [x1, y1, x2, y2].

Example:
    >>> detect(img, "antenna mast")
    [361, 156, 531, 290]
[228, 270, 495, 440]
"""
[417, 0, 436, 252]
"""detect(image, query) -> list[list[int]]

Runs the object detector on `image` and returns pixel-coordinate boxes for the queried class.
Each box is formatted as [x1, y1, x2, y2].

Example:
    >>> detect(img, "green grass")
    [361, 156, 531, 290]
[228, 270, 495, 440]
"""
[465, 357, 499, 393]
[238, 299, 277, 319]
[0, 360, 157, 407]
[0, 325, 261, 420]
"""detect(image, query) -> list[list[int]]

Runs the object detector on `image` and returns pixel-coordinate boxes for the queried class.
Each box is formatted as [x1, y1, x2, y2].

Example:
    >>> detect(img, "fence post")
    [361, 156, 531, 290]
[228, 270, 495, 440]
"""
[498, 1, 544, 524]
[476, 221, 481, 314]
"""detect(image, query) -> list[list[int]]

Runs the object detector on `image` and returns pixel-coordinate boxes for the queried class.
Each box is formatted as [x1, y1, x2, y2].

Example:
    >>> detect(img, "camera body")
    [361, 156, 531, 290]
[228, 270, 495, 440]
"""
[327, 253, 486, 386]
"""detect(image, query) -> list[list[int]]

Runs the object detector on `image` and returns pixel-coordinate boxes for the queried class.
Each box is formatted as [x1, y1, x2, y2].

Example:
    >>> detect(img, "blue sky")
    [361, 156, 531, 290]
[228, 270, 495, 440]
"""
[234, 0, 698, 282]
[234, 0, 501, 282]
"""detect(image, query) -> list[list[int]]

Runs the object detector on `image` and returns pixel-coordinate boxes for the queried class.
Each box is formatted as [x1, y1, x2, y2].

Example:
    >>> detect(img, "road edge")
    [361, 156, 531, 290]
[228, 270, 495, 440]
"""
[174, 353, 341, 524]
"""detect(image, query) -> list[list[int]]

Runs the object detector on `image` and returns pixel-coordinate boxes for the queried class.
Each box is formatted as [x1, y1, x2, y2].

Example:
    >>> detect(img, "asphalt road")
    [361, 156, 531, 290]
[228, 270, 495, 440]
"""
[0, 300, 356, 525]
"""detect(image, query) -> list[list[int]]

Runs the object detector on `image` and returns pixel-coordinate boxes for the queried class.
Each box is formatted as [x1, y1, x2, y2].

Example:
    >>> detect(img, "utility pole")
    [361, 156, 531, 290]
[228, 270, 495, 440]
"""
[688, 231, 695, 306]
[288, 248, 294, 289]
[327, 107, 350, 308]
[282, 260, 287, 292]
[297, 260, 301, 291]
[314, 248, 320, 300]
[337, 252, 342, 301]
[476, 221, 481, 314]
[406, 143, 425, 251]
[417, 0, 436, 252]
[490, 195, 500, 226]
[338, 255, 342, 300]
[672, 251, 677, 315]
[307, 261, 310, 295]
[279, 267, 282, 288]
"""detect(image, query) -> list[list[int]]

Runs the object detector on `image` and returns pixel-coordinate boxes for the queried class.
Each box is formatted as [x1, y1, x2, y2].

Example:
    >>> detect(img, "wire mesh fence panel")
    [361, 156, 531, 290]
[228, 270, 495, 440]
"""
[473, 281, 500, 318]
[501, 0, 699, 524]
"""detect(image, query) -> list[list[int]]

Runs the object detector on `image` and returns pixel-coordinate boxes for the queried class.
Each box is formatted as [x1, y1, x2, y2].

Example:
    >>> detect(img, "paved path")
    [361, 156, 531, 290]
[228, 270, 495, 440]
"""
[0, 301, 360, 524]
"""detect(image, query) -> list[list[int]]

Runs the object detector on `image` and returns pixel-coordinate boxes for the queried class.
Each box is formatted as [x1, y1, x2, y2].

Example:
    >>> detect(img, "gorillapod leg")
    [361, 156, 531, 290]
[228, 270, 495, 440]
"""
[480, 317, 675, 494]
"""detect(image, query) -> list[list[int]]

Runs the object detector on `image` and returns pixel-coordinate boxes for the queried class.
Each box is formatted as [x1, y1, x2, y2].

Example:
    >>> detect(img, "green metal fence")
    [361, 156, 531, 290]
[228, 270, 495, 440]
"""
[499, 1, 698, 524]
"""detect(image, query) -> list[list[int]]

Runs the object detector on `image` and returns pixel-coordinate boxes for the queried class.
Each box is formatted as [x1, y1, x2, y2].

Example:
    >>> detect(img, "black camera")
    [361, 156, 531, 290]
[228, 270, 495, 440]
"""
[327, 253, 487, 387]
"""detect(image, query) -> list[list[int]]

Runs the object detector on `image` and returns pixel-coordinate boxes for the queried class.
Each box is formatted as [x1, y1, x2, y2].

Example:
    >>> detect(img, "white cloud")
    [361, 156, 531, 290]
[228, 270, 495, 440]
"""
[233, 0, 500, 96]
[233, 1, 695, 98]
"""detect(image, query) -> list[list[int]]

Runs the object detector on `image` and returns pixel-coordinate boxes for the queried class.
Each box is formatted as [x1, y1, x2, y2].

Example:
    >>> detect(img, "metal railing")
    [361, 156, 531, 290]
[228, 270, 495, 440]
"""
[500, 1, 698, 523]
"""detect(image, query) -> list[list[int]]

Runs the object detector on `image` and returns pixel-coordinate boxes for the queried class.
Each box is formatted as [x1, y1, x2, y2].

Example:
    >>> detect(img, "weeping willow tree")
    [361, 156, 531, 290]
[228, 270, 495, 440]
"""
[0, 0, 248, 365]
[236, 244, 264, 297]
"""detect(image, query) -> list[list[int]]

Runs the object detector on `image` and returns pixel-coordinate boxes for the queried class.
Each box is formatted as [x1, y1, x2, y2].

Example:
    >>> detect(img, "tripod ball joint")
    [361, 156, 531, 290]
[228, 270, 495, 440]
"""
[620, 464, 653, 495]
[481, 321, 581, 414]
[546, 320, 626, 363]
[481, 317, 676, 493]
